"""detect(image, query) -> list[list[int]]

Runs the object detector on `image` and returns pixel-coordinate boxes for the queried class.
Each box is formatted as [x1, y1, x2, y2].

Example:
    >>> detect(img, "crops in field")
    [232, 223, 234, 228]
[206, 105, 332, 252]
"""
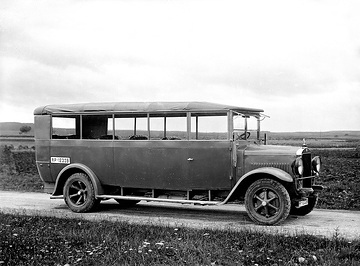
[0, 145, 41, 192]
[315, 149, 360, 210]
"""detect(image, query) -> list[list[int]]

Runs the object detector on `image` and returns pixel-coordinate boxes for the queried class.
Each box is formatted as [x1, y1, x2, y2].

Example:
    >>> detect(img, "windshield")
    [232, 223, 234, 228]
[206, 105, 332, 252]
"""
[233, 113, 261, 141]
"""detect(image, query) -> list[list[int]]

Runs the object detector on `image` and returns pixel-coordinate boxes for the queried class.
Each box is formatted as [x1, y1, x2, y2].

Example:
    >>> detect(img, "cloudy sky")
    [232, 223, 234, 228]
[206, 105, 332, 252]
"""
[1, 0, 359, 132]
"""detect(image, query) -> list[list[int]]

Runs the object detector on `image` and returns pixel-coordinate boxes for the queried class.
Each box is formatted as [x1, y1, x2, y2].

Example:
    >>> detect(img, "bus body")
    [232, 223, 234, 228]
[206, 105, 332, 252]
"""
[34, 102, 323, 225]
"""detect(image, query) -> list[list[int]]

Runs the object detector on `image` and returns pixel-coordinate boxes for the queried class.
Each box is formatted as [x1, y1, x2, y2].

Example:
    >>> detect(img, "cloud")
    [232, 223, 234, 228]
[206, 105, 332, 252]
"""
[1, 0, 360, 131]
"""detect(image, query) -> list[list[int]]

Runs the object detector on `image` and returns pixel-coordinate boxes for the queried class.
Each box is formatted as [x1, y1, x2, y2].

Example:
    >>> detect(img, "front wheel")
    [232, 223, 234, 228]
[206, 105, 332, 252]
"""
[245, 178, 291, 225]
[63, 173, 99, 213]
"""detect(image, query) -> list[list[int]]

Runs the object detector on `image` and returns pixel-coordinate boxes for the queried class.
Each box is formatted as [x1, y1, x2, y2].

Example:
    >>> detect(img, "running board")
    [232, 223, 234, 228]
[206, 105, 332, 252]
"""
[50, 195, 64, 199]
[96, 195, 221, 205]
[50, 194, 222, 206]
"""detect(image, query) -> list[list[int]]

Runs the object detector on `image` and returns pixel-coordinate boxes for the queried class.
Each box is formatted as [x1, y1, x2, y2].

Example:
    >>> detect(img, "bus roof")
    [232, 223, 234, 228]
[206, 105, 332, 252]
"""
[34, 102, 264, 116]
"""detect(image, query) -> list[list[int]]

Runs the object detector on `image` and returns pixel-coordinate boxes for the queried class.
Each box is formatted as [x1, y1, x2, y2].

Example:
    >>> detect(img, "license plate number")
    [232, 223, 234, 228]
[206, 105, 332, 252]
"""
[51, 157, 70, 164]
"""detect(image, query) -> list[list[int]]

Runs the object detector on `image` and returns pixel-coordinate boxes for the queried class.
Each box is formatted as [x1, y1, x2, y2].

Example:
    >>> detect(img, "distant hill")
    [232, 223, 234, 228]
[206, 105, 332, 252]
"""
[268, 131, 360, 140]
[0, 122, 34, 136]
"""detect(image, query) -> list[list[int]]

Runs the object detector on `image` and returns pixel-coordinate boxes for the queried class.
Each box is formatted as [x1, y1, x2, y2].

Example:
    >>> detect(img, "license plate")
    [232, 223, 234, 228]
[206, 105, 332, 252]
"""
[297, 198, 308, 208]
[51, 156, 70, 164]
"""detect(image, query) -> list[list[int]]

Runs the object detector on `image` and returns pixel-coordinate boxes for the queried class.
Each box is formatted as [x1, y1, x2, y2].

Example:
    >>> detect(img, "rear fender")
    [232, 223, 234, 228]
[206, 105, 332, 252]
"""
[221, 167, 293, 204]
[51, 163, 104, 197]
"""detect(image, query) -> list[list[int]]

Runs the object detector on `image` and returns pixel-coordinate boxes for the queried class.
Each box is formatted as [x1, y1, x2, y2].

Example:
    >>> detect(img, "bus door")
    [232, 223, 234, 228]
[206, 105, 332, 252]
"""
[186, 140, 232, 190]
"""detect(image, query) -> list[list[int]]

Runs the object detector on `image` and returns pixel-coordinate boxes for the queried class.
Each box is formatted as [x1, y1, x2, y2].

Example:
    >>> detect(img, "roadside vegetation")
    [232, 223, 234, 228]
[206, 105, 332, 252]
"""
[1, 213, 359, 266]
[0, 145, 42, 192]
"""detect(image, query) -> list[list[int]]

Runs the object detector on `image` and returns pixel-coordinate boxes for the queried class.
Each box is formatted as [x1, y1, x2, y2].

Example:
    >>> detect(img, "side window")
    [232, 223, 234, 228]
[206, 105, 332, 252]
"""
[164, 116, 187, 140]
[134, 117, 148, 139]
[52, 116, 79, 139]
[114, 117, 135, 140]
[114, 115, 186, 140]
[191, 115, 228, 140]
[82, 115, 113, 140]
[149, 117, 164, 140]
[114, 116, 148, 140]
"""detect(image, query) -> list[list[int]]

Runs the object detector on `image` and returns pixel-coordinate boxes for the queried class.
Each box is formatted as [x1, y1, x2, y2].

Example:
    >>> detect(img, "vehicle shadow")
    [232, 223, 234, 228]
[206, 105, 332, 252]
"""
[96, 201, 254, 224]
[53, 200, 300, 225]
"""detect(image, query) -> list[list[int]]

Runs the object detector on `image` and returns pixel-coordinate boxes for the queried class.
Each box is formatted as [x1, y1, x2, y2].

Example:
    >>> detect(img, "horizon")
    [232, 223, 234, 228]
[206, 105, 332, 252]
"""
[1, 121, 360, 135]
[1, 1, 359, 132]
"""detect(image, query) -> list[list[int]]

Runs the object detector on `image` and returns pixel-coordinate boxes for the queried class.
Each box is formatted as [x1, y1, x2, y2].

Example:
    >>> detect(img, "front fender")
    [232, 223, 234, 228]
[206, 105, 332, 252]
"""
[51, 163, 104, 197]
[221, 167, 294, 204]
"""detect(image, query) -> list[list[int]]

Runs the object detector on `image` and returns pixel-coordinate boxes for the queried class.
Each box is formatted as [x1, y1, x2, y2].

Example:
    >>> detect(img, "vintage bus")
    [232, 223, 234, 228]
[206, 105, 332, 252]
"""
[34, 102, 323, 225]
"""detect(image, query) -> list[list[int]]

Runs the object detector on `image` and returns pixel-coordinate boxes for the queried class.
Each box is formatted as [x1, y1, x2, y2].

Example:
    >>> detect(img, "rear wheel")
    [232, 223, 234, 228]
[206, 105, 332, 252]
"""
[245, 178, 291, 225]
[63, 173, 99, 212]
[290, 194, 318, 216]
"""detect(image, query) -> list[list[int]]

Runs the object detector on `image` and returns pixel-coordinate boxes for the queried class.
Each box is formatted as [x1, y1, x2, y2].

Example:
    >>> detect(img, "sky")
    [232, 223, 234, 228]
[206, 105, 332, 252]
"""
[1, 0, 359, 132]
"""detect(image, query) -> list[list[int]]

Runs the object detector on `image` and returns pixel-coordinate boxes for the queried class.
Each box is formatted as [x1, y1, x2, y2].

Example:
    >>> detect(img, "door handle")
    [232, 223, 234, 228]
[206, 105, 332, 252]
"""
[187, 158, 194, 161]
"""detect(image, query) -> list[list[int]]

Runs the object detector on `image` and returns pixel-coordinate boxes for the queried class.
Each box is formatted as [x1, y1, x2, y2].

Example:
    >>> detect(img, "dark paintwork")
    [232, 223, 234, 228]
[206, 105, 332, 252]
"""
[34, 101, 320, 208]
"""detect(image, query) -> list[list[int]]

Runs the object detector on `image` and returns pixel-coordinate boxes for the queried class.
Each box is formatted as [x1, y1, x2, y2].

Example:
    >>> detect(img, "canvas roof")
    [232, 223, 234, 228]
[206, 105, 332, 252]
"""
[34, 102, 264, 116]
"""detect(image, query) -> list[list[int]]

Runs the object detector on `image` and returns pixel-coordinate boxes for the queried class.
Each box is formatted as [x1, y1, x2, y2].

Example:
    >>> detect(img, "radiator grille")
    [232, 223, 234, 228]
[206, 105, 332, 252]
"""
[302, 153, 312, 177]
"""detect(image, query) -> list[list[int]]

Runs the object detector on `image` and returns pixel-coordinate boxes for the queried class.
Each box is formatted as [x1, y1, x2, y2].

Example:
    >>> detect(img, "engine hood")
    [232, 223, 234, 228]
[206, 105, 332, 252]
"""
[243, 144, 303, 157]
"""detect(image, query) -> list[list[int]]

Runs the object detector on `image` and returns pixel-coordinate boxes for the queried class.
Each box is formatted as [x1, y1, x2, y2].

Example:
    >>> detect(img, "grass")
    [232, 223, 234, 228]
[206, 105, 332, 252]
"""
[1, 213, 359, 266]
[0, 172, 43, 192]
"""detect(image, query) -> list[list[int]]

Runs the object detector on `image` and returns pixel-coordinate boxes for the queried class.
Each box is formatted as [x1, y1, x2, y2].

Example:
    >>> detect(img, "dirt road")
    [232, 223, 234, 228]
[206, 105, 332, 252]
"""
[1, 191, 359, 240]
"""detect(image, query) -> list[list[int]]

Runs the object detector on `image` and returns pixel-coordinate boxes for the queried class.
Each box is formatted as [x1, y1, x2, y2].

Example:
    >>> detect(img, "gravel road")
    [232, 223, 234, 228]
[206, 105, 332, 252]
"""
[1, 191, 359, 240]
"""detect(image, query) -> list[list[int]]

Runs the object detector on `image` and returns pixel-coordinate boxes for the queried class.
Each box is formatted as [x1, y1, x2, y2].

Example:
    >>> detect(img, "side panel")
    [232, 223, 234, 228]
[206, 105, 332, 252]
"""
[34, 115, 52, 182]
[34, 115, 51, 140]
[113, 141, 187, 189]
[35, 139, 52, 182]
[49, 140, 114, 183]
[113, 140, 232, 190]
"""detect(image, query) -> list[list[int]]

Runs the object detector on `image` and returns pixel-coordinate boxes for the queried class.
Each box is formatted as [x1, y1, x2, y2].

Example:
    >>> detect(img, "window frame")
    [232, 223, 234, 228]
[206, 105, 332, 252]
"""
[50, 110, 234, 141]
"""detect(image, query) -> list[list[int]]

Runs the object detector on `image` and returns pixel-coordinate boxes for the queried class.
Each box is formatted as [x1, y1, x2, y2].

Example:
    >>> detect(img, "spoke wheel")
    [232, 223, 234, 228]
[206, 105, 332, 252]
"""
[245, 178, 291, 225]
[64, 173, 99, 213]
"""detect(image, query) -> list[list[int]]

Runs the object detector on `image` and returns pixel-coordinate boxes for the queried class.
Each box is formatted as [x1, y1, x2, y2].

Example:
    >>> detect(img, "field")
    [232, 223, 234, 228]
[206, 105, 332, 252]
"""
[1, 213, 360, 266]
[1, 132, 359, 265]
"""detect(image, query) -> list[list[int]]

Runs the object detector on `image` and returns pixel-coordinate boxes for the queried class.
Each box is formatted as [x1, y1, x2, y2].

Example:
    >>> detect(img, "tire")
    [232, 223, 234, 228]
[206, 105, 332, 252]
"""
[245, 178, 291, 225]
[115, 199, 140, 207]
[63, 173, 99, 213]
[290, 195, 318, 216]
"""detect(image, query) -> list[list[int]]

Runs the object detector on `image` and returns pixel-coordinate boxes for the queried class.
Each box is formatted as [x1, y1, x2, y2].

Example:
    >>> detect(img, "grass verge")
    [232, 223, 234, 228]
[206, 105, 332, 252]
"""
[0, 213, 359, 266]
[0, 172, 43, 192]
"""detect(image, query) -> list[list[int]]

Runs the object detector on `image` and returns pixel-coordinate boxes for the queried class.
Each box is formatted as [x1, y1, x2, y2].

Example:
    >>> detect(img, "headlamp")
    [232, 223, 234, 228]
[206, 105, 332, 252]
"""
[293, 157, 304, 176]
[311, 156, 321, 173]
